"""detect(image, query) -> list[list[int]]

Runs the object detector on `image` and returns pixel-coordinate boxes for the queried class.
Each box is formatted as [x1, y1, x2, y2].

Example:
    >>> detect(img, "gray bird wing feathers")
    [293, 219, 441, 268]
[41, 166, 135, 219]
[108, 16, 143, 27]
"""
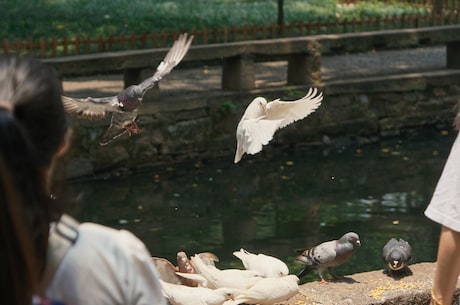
[138, 33, 194, 94]
[296, 240, 338, 267]
[61, 95, 121, 120]
[264, 87, 323, 129]
[61, 33, 193, 120]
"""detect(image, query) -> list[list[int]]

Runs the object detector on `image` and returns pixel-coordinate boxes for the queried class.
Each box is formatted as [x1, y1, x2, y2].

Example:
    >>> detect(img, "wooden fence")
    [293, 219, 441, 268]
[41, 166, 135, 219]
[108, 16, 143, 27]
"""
[3, 11, 460, 58]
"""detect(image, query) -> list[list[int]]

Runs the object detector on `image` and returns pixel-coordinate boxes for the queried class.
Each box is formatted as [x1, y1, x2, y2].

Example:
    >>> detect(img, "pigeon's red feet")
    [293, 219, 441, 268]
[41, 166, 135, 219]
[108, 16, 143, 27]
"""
[320, 278, 329, 284]
[124, 121, 139, 135]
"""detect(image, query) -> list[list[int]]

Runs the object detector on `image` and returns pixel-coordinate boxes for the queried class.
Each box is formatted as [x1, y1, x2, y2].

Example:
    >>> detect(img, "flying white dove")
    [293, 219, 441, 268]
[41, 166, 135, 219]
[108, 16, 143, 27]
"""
[234, 87, 323, 163]
[161, 280, 238, 305]
[190, 254, 262, 290]
[295, 232, 361, 284]
[222, 275, 299, 305]
[233, 248, 289, 277]
[62, 33, 193, 145]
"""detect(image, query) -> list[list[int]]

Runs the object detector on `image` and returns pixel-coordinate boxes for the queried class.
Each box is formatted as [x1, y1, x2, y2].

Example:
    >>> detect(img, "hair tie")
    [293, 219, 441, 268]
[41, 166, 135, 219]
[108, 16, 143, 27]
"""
[0, 101, 13, 112]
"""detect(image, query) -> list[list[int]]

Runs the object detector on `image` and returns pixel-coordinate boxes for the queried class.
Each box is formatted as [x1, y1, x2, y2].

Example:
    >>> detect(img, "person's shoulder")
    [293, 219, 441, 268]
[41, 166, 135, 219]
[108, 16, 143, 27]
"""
[32, 296, 67, 305]
[78, 222, 147, 252]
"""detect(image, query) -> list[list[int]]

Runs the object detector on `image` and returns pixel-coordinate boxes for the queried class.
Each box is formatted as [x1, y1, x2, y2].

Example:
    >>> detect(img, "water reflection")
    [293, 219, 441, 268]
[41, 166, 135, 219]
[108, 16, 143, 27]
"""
[62, 131, 454, 283]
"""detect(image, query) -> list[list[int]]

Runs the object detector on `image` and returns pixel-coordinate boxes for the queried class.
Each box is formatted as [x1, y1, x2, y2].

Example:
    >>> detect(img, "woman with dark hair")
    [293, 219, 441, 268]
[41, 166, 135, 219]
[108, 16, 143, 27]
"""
[425, 102, 460, 305]
[0, 54, 165, 305]
[0, 54, 68, 305]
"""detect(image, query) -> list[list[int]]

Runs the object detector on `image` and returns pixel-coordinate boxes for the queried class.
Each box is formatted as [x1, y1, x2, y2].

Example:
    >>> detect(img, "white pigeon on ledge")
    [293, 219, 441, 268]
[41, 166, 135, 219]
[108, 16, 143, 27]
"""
[222, 274, 299, 305]
[190, 254, 262, 290]
[232, 248, 289, 278]
[161, 280, 238, 305]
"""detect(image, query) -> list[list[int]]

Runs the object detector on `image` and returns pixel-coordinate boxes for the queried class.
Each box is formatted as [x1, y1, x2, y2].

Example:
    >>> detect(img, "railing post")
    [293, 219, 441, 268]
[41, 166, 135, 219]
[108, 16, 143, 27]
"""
[222, 55, 255, 90]
[447, 41, 460, 69]
[287, 40, 322, 85]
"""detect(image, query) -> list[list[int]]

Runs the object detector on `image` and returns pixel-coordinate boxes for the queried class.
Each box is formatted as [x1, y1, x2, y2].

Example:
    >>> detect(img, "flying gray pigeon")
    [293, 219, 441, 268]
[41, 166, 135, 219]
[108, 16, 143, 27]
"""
[382, 238, 412, 277]
[62, 33, 193, 145]
[234, 87, 323, 163]
[295, 232, 361, 284]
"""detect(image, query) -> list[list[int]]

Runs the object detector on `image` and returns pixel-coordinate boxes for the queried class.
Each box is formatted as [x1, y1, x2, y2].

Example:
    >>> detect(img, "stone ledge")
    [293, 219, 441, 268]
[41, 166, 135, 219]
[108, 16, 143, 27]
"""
[281, 262, 460, 305]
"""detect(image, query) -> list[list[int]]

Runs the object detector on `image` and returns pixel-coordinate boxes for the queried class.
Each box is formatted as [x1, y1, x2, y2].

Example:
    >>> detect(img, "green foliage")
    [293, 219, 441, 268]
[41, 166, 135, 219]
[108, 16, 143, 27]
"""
[219, 100, 236, 115]
[1, 0, 430, 40]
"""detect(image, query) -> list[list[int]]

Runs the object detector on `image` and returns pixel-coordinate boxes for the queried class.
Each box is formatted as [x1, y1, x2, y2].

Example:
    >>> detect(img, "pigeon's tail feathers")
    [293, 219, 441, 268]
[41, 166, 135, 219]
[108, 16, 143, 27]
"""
[100, 125, 128, 146]
[297, 266, 312, 279]
[234, 139, 245, 163]
[295, 252, 315, 266]
[232, 248, 247, 260]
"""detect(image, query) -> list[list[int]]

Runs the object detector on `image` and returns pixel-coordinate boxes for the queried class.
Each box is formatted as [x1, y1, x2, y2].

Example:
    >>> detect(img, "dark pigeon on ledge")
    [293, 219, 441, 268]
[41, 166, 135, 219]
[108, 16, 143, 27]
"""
[382, 237, 412, 277]
[295, 232, 361, 284]
[62, 33, 193, 145]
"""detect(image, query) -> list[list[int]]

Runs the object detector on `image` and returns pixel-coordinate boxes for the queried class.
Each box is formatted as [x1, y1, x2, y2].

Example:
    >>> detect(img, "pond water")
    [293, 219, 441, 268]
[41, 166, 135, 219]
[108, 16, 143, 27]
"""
[62, 130, 456, 283]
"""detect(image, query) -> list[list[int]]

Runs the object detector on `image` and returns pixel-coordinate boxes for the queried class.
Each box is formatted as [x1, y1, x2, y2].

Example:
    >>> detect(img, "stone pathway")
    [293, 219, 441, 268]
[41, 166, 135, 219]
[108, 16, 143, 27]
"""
[62, 46, 446, 98]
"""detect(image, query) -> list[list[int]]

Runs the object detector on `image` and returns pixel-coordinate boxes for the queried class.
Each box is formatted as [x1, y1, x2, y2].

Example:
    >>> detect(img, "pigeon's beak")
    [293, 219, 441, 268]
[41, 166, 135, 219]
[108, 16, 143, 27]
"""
[356, 240, 361, 246]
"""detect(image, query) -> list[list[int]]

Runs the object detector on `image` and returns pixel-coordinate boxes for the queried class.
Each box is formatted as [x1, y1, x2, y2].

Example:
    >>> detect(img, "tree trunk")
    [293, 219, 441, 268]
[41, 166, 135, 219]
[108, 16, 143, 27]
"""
[433, 0, 443, 14]
[277, 0, 284, 26]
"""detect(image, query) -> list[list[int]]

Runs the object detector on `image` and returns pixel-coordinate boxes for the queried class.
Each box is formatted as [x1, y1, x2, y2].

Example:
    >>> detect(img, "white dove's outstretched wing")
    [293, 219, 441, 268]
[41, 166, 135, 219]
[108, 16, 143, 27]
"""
[235, 116, 284, 163]
[265, 87, 323, 129]
[61, 95, 121, 120]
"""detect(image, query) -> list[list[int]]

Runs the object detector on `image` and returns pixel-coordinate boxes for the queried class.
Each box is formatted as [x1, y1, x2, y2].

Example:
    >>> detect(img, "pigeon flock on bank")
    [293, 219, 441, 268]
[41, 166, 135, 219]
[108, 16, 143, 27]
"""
[61, 33, 416, 304]
[150, 233, 414, 305]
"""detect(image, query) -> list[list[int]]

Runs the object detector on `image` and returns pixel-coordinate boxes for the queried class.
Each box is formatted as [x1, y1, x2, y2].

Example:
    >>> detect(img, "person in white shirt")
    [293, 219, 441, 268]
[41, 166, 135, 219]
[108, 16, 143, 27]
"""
[0, 54, 165, 305]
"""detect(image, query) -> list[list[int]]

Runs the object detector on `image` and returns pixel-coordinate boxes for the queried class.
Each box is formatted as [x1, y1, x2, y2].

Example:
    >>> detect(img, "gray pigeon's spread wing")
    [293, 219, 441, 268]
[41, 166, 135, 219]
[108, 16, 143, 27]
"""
[62, 95, 122, 120]
[137, 33, 194, 94]
[264, 87, 323, 129]
[297, 240, 337, 267]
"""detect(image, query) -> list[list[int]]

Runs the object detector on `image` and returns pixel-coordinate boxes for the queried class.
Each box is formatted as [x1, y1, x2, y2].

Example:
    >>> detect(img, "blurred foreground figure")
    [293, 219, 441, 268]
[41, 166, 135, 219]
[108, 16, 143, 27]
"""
[425, 102, 460, 305]
[0, 54, 166, 305]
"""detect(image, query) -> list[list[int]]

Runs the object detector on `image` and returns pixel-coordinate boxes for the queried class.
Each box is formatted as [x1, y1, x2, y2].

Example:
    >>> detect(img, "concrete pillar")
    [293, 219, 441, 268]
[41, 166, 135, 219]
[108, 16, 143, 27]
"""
[222, 55, 255, 90]
[123, 68, 142, 88]
[447, 41, 460, 69]
[287, 53, 321, 86]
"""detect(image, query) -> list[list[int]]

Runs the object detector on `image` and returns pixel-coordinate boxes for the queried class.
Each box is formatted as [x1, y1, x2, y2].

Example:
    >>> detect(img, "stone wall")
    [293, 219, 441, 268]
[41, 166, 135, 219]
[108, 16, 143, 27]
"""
[61, 70, 460, 180]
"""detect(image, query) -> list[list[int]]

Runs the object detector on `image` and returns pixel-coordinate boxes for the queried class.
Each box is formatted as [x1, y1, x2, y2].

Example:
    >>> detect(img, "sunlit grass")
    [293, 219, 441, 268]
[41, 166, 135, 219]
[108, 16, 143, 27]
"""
[1, 0, 430, 40]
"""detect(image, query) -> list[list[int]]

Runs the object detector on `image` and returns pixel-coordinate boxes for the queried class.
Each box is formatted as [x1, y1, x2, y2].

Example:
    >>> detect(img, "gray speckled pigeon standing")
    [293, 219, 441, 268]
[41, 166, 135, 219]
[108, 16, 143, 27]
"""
[382, 238, 412, 276]
[62, 33, 193, 145]
[295, 232, 361, 283]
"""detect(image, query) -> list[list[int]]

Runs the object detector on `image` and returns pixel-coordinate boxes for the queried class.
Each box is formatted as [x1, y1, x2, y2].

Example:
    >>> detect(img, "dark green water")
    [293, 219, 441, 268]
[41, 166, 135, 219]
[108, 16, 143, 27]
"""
[63, 130, 456, 283]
